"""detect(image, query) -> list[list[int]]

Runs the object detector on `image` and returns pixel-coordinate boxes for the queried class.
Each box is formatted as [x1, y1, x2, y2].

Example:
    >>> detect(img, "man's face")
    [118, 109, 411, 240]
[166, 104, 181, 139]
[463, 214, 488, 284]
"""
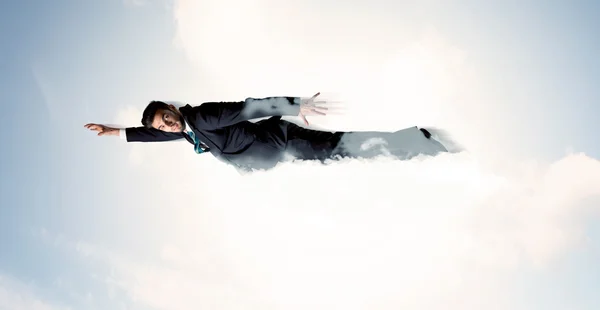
[152, 106, 184, 132]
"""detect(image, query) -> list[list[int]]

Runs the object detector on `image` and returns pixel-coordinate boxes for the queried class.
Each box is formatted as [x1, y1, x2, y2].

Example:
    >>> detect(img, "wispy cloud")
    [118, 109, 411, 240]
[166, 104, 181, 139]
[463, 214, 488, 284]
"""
[88, 5, 600, 308]
[19, 2, 595, 309]
[36, 150, 600, 310]
[0, 273, 71, 310]
[169, 0, 525, 165]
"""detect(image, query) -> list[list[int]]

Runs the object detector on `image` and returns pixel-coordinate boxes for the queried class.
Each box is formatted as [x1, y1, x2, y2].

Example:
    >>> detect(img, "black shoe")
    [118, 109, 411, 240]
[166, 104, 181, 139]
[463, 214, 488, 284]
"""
[419, 128, 431, 139]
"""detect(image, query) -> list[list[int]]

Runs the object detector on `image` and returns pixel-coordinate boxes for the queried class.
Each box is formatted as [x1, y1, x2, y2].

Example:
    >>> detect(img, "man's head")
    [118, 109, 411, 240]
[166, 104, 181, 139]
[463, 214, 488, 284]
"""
[141, 101, 185, 132]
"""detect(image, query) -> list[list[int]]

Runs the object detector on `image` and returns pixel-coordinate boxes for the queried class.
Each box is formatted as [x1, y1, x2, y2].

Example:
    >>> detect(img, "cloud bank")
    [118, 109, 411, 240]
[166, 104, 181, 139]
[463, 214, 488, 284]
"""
[52, 1, 599, 309]
[43, 150, 600, 310]
[169, 0, 518, 167]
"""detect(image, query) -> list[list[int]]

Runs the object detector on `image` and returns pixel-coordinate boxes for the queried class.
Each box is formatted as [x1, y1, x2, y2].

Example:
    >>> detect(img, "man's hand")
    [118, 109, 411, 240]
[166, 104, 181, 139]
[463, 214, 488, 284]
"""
[298, 92, 328, 126]
[84, 123, 120, 136]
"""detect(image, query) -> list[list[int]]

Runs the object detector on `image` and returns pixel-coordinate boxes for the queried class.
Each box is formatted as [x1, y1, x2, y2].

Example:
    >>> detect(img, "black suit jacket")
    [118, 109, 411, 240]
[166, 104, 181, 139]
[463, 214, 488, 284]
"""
[123, 96, 303, 172]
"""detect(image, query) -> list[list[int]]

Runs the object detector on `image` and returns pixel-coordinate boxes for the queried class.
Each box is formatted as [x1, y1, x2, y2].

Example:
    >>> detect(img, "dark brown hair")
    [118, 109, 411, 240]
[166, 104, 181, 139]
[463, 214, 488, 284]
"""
[141, 101, 170, 128]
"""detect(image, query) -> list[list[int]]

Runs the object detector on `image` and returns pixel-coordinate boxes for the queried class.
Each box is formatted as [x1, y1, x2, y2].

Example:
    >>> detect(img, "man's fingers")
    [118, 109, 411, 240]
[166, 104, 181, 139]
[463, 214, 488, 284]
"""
[85, 124, 108, 134]
[311, 100, 336, 105]
[318, 106, 347, 115]
[308, 100, 341, 109]
[302, 107, 327, 116]
[303, 92, 320, 104]
[300, 113, 309, 126]
[303, 103, 328, 111]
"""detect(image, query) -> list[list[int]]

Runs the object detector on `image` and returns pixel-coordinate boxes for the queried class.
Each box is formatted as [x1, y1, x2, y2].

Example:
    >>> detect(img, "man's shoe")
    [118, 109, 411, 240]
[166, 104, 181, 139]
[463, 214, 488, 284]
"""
[419, 128, 432, 139]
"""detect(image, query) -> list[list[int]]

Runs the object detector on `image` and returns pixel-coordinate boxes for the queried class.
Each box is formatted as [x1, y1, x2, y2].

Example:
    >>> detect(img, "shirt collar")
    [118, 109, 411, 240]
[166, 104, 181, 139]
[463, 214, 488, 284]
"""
[183, 119, 193, 134]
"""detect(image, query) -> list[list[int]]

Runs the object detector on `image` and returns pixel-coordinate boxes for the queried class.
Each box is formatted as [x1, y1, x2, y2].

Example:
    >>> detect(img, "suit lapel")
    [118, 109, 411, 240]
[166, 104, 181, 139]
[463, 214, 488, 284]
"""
[179, 105, 213, 152]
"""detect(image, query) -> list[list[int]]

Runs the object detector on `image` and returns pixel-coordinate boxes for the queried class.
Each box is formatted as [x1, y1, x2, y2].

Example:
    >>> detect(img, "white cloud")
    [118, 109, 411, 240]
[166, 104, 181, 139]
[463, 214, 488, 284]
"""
[71, 2, 600, 309]
[47, 150, 600, 310]
[0, 274, 71, 310]
[169, 0, 521, 166]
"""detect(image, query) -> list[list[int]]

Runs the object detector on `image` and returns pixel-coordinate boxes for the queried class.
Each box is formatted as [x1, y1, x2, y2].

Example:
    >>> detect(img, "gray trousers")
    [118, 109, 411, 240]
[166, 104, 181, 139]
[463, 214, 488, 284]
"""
[284, 123, 448, 163]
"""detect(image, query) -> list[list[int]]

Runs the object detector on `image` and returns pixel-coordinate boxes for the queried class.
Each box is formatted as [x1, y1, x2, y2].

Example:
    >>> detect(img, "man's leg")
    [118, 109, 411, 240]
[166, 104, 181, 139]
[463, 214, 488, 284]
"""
[330, 126, 448, 160]
[283, 122, 344, 162]
[283, 122, 446, 162]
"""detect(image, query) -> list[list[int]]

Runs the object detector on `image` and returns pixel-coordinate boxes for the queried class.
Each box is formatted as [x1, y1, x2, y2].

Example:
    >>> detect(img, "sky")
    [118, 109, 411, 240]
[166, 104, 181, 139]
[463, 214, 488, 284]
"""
[1, 0, 599, 309]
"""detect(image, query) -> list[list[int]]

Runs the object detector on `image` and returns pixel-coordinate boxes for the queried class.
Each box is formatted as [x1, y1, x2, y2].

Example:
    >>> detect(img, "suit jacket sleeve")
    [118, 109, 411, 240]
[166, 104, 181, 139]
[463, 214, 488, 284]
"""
[124, 127, 185, 142]
[193, 96, 302, 129]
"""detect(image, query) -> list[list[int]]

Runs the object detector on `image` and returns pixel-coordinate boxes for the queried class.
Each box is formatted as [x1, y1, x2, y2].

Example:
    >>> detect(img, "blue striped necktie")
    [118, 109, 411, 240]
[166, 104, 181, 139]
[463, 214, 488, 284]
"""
[187, 130, 207, 154]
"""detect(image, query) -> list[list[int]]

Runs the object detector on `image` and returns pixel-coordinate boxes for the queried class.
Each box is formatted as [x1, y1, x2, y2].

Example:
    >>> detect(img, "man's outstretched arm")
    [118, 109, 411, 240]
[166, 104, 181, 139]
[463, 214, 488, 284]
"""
[192, 92, 327, 129]
[84, 124, 184, 142]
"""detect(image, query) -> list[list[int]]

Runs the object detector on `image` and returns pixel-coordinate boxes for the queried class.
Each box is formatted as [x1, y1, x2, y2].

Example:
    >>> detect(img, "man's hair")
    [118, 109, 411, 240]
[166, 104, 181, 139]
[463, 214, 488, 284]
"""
[141, 100, 170, 128]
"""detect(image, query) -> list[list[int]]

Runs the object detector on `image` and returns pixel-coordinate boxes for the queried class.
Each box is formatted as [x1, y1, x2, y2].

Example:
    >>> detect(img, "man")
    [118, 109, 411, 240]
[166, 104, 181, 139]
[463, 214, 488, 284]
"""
[84, 92, 449, 174]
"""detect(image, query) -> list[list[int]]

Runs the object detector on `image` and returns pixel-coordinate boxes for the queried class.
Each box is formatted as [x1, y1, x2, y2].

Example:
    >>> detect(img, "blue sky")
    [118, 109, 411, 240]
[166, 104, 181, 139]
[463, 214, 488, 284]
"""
[1, 1, 599, 309]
